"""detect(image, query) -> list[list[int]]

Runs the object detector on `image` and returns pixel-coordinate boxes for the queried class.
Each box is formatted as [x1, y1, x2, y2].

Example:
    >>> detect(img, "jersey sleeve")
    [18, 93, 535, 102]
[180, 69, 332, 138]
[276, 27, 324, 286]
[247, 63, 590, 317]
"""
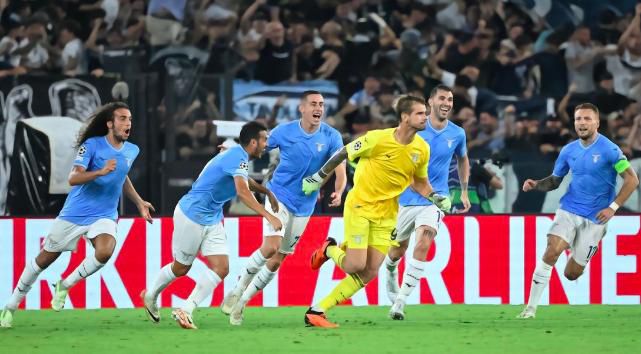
[608, 144, 630, 174]
[266, 125, 283, 151]
[552, 145, 570, 177]
[414, 144, 430, 179]
[455, 130, 467, 158]
[223, 153, 249, 179]
[346, 130, 381, 161]
[73, 138, 96, 169]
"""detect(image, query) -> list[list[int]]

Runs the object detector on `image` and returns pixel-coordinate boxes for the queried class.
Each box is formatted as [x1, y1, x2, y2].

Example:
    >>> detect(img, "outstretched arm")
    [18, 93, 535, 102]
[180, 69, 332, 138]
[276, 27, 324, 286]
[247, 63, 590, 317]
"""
[596, 167, 640, 223]
[302, 147, 348, 195]
[235, 176, 282, 230]
[522, 175, 563, 192]
[123, 176, 155, 223]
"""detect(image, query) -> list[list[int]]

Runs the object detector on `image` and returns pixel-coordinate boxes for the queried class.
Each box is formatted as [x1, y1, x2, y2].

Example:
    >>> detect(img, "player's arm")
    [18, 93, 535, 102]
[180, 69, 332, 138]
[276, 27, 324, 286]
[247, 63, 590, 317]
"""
[234, 176, 282, 231]
[301, 147, 348, 195]
[328, 161, 347, 207]
[456, 154, 471, 213]
[68, 162, 115, 186]
[248, 177, 279, 213]
[596, 162, 640, 223]
[523, 174, 564, 192]
[123, 176, 155, 223]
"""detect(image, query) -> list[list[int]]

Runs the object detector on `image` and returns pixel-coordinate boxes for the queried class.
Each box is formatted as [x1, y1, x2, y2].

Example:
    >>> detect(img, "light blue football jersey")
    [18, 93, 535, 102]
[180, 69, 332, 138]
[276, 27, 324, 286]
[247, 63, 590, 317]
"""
[59, 136, 139, 225]
[179, 145, 250, 225]
[399, 118, 467, 206]
[553, 134, 626, 223]
[267, 120, 343, 216]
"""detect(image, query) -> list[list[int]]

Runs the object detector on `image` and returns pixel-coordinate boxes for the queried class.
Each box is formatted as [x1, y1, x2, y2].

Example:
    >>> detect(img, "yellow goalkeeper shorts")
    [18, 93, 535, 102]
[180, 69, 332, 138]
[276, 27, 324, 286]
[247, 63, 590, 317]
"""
[343, 205, 395, 254]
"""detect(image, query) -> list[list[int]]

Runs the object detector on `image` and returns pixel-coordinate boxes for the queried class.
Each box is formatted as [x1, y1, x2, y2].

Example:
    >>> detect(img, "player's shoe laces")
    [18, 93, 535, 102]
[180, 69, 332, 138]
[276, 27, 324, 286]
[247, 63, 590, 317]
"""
[386, 268, 399, 304]
[517, 306, 536, 319]
[171, 309, 197, 329]
[229, 302, 246, 326]
[389, 299, 406, 320]
[0, 308, 14, 328]
[140, 290, 160, 323]
[221, 290, 241, 316]
[51, 280, 69, 312]
[310, 238, 337, 270]
[304, 308, 338, 328]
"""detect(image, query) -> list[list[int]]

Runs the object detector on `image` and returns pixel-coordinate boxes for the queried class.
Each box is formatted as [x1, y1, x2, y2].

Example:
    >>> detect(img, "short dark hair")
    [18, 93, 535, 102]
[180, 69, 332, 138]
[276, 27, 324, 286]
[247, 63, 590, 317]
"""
[60, 20, 82, 38]
[239, 121, 267, 146]
[429, 84, 453, 98]
[301, 90, 322, 101]
[574, 103, 599, 116]
[395, 95, 426, 121]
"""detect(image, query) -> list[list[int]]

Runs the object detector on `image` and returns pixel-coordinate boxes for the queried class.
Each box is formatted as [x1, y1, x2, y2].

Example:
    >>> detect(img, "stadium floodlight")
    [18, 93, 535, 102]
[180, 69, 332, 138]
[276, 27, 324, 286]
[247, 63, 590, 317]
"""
[213, 120, 246, 148]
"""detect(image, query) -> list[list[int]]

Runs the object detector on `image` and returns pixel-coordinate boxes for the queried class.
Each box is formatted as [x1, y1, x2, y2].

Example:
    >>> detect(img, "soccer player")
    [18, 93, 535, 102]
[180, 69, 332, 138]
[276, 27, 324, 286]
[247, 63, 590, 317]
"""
[222, 91, 346, 326]
[142, 121, 283, 329]
[0, 102, 154, 328]
[517, 103, 639, 319]
[384, 85, 470, 320]
[301, 95, 450, 328]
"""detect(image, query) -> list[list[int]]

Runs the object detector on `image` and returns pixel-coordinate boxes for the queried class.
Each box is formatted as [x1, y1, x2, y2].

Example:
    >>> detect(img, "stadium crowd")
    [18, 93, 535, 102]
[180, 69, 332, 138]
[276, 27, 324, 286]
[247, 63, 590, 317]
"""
[0, 0, 640, 212]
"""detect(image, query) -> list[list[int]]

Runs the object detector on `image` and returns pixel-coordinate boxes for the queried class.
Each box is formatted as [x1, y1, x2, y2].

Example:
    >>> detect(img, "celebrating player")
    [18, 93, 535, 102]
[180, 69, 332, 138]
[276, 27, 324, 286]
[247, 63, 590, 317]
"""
[222, 91, 346, 326]
[385, 85, 470, 320]
[517, 103, 639, 319]
[301, 95, 450, 328]
[141, 121, 283, 330]
[1, 102, 154, 328]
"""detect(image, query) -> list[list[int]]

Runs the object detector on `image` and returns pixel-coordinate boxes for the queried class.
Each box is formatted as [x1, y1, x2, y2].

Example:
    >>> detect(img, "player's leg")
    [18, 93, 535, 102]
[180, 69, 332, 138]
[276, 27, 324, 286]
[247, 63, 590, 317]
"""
[1, 249, 61, 328]
[520, 210, 577, 318]
[564, 221, 606, 280]
[222, 200, 288, 314]
[144, 206, 200, 324]
[384, 206, 416, 303]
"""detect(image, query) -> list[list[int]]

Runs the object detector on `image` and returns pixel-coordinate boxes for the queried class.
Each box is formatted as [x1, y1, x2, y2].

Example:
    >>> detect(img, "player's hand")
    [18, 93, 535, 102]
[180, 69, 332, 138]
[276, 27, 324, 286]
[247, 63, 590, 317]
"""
[137, 200, 156, 224]
[267, 214, 283, 231]
[429, 193, 452, 213]
[596, 207, 615, 224]
[522, 179, 537, 192]
[455, 192, 471, 213]
[267, 191, 279, 213]
[328, 191, 342, 207]
[302, 173, 323, 195]
[98, 159, 117, 176]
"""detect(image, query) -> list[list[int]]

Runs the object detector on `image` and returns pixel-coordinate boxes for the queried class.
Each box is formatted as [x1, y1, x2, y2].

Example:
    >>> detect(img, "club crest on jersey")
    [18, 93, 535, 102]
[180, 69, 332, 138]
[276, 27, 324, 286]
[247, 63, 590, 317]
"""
[239, 161, 249, 170]
[447, 139, 454, 148]
[411, 153, 419, 163]
[353, 235, 363, 244]
[592, 154, 600, 163]
[316, 143, 324, 152]
[353, 141, 362, 151]
[126, 158, 133, 167]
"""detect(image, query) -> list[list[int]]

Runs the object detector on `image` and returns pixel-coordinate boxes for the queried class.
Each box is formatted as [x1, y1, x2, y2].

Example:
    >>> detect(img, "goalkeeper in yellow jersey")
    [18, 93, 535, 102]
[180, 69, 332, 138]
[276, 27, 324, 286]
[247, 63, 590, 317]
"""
[300, 95, 450, 327]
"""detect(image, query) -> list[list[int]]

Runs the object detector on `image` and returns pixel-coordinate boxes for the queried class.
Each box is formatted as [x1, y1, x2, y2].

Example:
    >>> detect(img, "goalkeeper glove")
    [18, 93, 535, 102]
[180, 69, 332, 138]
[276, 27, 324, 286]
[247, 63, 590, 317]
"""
[302, 173, 323, 195]
[429, 192, 452, 213]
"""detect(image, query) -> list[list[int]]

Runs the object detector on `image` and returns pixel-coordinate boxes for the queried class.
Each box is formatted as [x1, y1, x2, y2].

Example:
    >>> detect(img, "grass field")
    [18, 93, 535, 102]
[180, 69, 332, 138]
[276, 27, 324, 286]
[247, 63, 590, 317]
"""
[1, 305, 640, 354]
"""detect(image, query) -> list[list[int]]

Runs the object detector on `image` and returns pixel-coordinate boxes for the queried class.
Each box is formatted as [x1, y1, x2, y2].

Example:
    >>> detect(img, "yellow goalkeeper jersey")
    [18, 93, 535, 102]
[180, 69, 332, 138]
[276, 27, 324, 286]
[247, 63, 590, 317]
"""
[345, 128, 429, 221]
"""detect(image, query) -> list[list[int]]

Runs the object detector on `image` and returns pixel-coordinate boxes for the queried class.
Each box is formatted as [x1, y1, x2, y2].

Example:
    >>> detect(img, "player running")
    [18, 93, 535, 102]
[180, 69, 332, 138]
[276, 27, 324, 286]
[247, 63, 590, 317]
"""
[141, 121, 282, 329]
[1, 102, 154, 328]
[223, 90, 346, 326]
[517, 103, 639, 319]
[385, 85, 470, 320]
[301, 95, 450, 328]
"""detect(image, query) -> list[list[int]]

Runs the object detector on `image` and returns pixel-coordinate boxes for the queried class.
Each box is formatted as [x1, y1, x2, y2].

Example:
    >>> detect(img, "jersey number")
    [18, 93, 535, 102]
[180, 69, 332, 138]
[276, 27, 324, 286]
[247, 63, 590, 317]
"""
[587, 245, 599, 260]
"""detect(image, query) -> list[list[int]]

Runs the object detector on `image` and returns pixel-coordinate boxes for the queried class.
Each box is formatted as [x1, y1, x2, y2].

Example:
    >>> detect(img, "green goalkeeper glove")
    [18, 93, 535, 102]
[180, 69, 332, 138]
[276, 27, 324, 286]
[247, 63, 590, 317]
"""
[429, 192, 452, 213]
[302, 173, 323, 195]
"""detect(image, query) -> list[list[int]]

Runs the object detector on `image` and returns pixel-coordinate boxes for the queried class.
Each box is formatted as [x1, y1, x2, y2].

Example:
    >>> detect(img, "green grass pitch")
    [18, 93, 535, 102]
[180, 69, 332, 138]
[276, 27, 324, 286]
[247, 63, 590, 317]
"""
[1, 305, 640, 354]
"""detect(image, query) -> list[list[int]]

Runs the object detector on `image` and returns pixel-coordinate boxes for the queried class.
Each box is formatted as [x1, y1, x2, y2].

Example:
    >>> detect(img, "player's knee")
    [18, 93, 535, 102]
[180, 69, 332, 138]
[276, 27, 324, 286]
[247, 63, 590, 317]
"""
[261, 243, 280, 259]
[214, 264, 229, 279]
[564, 269, 582, 281]
[94, 250, 113, 264]
[171, 262, 191, 277]
[342, 260, 366, 275]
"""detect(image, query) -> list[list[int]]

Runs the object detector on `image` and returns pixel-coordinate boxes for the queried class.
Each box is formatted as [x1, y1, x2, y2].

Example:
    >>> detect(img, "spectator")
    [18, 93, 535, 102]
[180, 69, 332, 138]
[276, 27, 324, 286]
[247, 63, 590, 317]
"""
[59, 20, 86, 75]
[625, 114, 641, 158]
[468, 108, 504, 159]
[330, 75, 380, 130]
[516, 30, 569, 99]
[13, 16, 50, 72]
[254, 21, 293, 84]
[564, 25, 615, 93]
[145, 0, 187, 47]
[607, 4, 641, 99]
[0, 18, 23, 68]
[176, 119, 218, 161]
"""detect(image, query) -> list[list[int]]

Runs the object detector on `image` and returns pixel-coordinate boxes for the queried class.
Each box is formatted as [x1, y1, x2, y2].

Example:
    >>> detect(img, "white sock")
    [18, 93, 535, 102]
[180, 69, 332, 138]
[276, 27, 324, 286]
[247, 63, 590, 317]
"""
[396, 257, 426, 302]
[6, 259, 42, 310]
[147, 264, 177, 301]
[62, 256, 104, 289]
[384, 255, 400, 272]
[233, 250, 267, 296]
[182, 269, 222, 314]
[239, 266, 276, 305]
[526, 261, 553, 310]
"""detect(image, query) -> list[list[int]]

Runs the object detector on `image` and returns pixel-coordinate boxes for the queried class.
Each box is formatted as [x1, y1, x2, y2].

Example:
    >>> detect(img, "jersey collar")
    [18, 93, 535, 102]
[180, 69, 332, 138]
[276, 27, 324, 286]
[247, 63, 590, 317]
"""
[298, 120, 320, 137]
[578, 133, 600, 150]
[103, 136, 125, 152]
[427, 116, 448, 133]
